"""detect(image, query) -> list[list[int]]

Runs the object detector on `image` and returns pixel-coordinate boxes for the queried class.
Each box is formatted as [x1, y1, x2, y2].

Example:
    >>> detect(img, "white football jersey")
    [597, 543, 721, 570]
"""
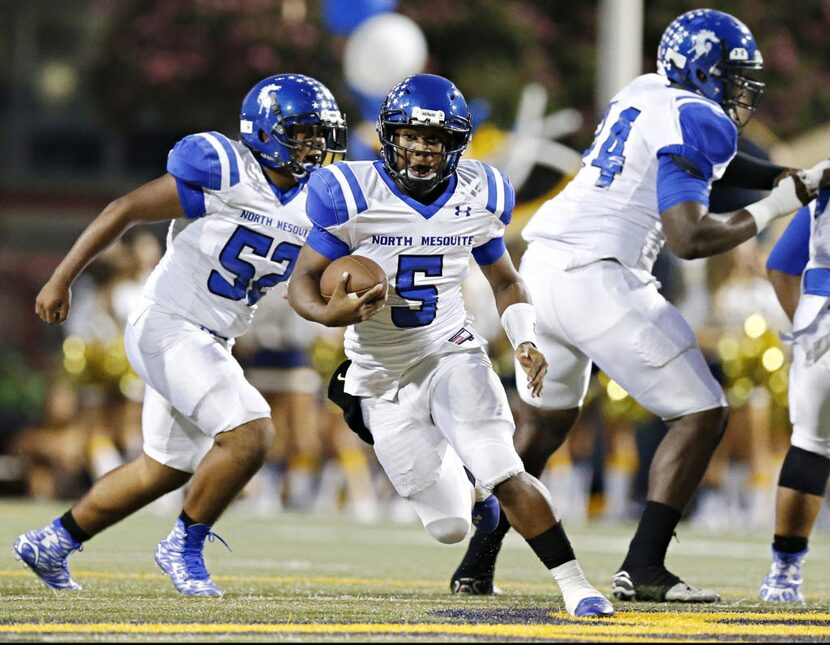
[305, 159, 515, 399]
[140, 131, 311, 339]
[804, 191, 830, 294]
[771, 193, 830, 447]
[768, 191, 830, 361]
[523, 73, 738, 280]
[794, 192, 830, 334]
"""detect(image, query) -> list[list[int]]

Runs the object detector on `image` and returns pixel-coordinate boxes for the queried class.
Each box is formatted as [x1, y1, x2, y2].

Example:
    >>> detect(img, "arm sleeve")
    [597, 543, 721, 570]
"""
[304, 170, 352, 260]
[766, 206, 811, 276]
[718, 150, 788, 190]
[167, 134, 225, 188]
[472, 238, 507, 266]
[306, 225, 350, 261]
[306, 169, 350, 228]
[166, 134, 225, 219]
[481, 162, 515, 225]
[657, 101, 737, 181]
[656, 101, 738, 212]
[472, 162, 512, 263]
[656, 155, 710, 212]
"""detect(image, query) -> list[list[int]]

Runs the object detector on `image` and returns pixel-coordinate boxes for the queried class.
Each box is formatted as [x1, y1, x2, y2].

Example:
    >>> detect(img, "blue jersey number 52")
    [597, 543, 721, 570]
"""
[208, 225, 300, 305]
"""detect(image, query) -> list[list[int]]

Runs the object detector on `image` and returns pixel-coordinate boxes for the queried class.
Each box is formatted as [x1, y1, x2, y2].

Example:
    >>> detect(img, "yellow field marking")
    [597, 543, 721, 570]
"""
[0, 612, 828, 641]
[0, 568, 553, 591]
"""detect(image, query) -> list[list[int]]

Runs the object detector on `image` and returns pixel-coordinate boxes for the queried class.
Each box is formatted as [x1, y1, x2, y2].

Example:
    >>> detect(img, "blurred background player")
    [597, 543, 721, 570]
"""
[236, 282, 326, 514]
[760, 184, 830, 602]
[13, 73, 347, 596]
[11, 375, 91, 500]
[236, 287, 379, 519]
[288, 73, 613, 618]
[693, 239, 789, 532]
[450, 9, 829, 603]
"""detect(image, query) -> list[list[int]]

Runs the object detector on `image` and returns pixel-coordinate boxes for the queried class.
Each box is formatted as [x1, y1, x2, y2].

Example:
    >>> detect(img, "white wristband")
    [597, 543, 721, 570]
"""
[500, 303, 537, 350]
[745, 175, 803, 233]
[802, 159, 830, 194]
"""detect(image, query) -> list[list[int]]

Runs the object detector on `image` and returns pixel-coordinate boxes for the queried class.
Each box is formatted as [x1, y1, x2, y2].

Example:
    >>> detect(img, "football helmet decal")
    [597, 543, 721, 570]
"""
[657, 9, 764, 129]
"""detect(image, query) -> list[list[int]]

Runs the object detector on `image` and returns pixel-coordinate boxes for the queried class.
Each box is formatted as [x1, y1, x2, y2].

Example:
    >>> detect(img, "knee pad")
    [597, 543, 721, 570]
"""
[779, 446, 830, 496]
[424, 517, 470, 544]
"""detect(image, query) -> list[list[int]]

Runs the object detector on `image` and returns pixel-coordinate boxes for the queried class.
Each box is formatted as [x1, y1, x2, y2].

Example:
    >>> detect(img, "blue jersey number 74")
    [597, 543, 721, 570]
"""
[585, 106, 642, 189]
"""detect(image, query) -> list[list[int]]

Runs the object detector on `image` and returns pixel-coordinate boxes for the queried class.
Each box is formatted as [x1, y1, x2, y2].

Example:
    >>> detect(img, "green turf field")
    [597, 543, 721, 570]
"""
[2, 499, 829, 642]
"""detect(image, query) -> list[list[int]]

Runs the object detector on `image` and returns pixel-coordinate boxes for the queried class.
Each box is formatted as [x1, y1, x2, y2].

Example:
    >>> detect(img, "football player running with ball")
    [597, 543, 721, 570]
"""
[14, 74, 347, 596]
[288, 73, 613, 618]
[760, 185, 830, 603]
[450, 9, 830, 603]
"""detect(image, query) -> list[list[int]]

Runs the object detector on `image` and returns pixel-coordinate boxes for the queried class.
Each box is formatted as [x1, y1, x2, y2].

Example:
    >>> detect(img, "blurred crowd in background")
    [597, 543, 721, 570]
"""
[2, 0, 830, 531]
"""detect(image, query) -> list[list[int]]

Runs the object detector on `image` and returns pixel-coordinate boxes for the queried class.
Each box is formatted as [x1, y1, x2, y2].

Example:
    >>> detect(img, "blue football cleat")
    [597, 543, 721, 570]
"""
[760, 548, 807, 603]
[154, 519, 228, 596]
[472, 494, 500, 534]
[13, 519, 83, 591]
[573, 595, 615, 618]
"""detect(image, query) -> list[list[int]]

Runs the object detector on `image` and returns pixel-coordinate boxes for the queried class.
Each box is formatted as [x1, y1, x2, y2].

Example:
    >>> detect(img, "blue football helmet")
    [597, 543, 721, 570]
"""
[240, 74, 347, 177]
[377, 74, 472, 195]
[657, 9, 764, 129]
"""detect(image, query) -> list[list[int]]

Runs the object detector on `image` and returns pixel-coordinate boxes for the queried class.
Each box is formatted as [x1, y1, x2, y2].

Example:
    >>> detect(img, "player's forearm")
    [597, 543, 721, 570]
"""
[718, 151, 789, 190]
[51, 175, 182, 287]
[287, 275, 331, 324]
[490, 280, 532, 318]
[674, 210, 758, 259]
[664, 175, 807, 260]
[51, 200, 136, 286]
[480, 255, 532, 317]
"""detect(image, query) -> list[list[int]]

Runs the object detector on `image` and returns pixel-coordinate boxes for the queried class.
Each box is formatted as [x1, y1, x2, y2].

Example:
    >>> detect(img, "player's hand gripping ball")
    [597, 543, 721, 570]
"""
[320, 255, 388, 302]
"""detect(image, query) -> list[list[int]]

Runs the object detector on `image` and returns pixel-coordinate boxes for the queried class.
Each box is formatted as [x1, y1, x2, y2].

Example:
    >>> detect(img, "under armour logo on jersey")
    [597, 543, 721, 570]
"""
[454, 205, 473, 217]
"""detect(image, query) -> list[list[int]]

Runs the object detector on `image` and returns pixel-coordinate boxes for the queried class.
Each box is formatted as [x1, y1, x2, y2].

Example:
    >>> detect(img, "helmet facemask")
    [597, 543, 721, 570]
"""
[378, 107, 471, 196]
[267, 102, 347, 178]
[720, 61, 765, 130]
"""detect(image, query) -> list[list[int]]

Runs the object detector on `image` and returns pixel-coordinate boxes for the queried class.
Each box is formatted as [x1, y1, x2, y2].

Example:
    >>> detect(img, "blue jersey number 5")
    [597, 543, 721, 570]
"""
[392, 255, 443, 328]
[589, 106, 641, 188]
[208, 225, 300, 305]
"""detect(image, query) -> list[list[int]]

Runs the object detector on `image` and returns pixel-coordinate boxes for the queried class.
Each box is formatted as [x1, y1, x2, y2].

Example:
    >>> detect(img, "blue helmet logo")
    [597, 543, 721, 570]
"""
[377, 74, 472, 195]
[657, 9, 764, 129]
[239, 74, 347, 177]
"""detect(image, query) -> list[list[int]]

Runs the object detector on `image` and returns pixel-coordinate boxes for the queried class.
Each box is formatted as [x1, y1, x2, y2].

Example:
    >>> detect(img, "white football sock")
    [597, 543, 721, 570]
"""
[550, 560, 603, 616]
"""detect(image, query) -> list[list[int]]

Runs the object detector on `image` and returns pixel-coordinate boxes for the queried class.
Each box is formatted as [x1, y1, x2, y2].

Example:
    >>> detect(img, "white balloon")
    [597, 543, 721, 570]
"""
[344, 13, 428, 97]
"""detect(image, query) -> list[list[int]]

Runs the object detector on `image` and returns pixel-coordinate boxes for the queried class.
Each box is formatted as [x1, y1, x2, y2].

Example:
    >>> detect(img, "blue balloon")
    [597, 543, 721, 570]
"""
[347, 132, 381, 161]
[468, 98, 491, 132]
[322, 0, 399, 36]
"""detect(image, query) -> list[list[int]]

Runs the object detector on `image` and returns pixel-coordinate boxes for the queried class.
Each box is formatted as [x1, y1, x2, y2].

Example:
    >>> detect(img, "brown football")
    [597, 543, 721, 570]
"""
[320, 255, 388, 302]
